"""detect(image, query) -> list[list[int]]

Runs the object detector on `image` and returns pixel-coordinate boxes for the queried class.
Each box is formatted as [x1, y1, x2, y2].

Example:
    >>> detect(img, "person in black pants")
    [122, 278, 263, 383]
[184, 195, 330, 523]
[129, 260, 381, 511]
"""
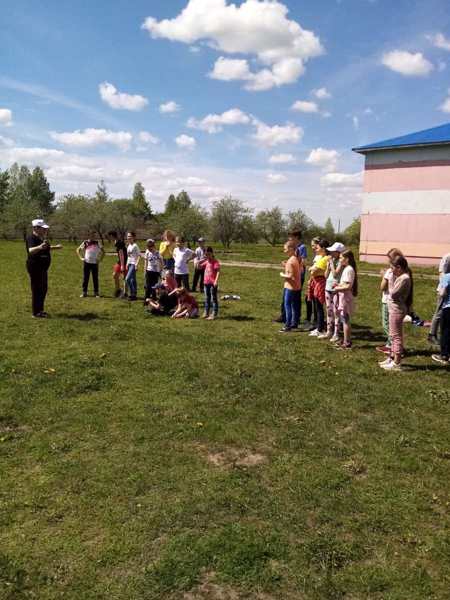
[76, 233, 104, 297]
[26, 219, 62, 318]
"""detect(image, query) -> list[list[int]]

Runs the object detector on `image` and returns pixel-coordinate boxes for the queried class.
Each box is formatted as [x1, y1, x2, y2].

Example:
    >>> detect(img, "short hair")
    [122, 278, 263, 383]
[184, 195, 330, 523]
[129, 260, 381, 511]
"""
[206, 246, 214, 254]
[289, 230, 302, 240]
[108, 230, 117, 238]
[285, 240, 297, 251]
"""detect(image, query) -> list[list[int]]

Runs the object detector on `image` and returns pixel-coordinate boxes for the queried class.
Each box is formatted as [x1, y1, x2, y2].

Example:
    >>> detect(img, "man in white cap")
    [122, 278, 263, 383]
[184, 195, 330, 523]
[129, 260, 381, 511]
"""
[26, 219, 62, 318]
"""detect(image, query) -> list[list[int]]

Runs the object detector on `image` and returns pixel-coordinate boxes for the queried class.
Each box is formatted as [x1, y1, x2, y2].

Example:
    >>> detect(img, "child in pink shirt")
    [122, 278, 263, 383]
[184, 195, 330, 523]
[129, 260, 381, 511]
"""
[201, 246, 221, 320]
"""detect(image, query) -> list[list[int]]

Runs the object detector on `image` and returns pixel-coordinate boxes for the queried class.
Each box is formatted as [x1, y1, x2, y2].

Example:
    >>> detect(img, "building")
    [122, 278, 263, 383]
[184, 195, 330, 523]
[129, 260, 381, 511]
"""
[353, 122, 450, 266]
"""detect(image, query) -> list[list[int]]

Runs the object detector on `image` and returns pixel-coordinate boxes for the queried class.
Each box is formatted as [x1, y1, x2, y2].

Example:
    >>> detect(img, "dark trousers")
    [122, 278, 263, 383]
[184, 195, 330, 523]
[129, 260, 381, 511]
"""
[306, 298, 317, 326]
[192, 268, 205, 292]
[82, 262, 99, 295]
[175, 273, 189, 290]
[27, 265, 48, 315]
[283, 288, 301, 329]
[145, 271, 160, 300]
[441, 307, 450, 358]
[314, 298, 325, 332]
[204, 284, 218, 315]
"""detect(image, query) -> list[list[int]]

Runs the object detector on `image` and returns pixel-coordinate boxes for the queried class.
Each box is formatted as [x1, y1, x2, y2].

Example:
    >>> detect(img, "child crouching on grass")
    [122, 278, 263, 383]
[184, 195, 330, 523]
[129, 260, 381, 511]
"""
[200, 246, 220, 320]
[171, 288, 199, 319]
[333, 250, 358, 350]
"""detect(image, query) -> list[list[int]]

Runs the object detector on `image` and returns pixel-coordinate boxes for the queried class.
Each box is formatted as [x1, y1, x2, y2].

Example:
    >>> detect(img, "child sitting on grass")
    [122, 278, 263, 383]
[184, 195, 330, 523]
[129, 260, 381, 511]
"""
[171, 288, 199, 319]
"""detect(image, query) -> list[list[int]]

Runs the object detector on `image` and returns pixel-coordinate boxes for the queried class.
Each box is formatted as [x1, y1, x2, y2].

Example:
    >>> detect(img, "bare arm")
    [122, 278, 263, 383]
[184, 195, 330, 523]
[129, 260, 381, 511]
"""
[76, 244, 84, 261]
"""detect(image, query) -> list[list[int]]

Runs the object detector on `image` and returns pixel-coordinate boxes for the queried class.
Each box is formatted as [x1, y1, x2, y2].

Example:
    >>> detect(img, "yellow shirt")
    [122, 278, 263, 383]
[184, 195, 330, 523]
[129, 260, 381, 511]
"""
[312, 255, 328, 277]
[159, 240, 175, 259]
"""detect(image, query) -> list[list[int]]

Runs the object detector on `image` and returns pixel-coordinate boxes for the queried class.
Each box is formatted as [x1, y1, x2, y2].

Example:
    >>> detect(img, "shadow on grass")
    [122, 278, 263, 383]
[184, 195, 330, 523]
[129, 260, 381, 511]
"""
[222, 315, 255, 322]
[56, 312, 109, 321]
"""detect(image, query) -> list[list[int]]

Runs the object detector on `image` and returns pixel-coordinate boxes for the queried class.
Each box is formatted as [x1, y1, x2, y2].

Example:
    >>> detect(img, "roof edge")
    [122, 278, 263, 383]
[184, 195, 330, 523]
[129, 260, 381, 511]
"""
[353, 140, 450, 154]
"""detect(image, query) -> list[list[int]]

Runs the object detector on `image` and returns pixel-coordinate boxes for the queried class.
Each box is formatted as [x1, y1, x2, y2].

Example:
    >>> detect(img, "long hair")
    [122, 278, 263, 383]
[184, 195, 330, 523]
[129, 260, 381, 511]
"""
[391, 255, 414, 310]
[342, 249, 358, 297]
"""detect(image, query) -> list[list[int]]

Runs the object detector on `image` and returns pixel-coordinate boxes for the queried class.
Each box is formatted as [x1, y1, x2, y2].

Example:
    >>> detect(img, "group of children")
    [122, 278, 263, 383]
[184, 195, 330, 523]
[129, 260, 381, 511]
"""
[77, 229, 221, 320]
[277, 231, 450, 371]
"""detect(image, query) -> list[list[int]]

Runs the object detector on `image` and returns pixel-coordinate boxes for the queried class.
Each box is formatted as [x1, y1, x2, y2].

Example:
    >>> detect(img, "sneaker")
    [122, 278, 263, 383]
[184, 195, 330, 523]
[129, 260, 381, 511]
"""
[381, 361, 403, 371]
[336, 342, 352, 351]
[432, 354, 449, 365]
[378, 357, 392, 366]
[32, 313, 46, 319]
[95, 295, 100, 298]
[330, 334, 340, 343]
[376, 345, 391, 354]
[80, 293, 87, 298]
[309, 329, 319, 337]
[206, 315, 216, 321]
[202, 312, 209, 319]
[279, 327, 292, 333]
[317, 332, 331, 340]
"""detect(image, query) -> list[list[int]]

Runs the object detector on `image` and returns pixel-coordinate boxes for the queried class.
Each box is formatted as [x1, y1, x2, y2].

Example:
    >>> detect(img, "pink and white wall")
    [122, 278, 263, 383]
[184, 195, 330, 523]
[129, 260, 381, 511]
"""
[359, 145, 450, 266]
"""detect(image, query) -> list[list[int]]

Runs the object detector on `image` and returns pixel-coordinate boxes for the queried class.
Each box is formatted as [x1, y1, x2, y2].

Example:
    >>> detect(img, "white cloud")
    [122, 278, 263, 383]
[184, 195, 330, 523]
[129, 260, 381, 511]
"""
[428, 32, 450, 51]
[382, 50, 434, 76]
[159, 100, 181, 114]
[352, 116, 359, 130]
[291, 100, 319, 113]
[50, 128, 133, 151]
[440, 89, 450, 113]
[46, 165, 135, 183]
[175, 134, 196, 150]
[269, 153, 296, 165]
[306, 148, 339, 171]
[0, 135, 14, 147]
[99, 82, 149, 111]
[267, 173, 287, 184]
[0, 108, 13, 127]
[321, 171, 363, 188]
[187, 108, 250, 133]
[143, 0, 323, 91]
[313, 87, 331, 99]
[252, 119, 303, 147]
[138, 131, 160, 144]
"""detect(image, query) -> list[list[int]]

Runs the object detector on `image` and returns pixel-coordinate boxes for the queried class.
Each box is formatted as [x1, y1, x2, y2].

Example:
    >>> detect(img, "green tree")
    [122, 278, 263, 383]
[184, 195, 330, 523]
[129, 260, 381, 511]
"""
[286, 210, 314, 241]
[343, 217, 361, 247]
[27, 166, 55, 216]
[165, 190, 192, 214]
[210, 196, 250, 249]
[322, 217, 335, 242]
[107, 199, 137, 239]
[52, 194, 90, 242]
[168, 204, 209, 243]
[236, 215, 260, 243]
[132, 182, 152, 222]
[256, 207, 286, 246]
[0, 169, 9, 213]
[89, 181, 110, 242]
[1, 164, 38, 239]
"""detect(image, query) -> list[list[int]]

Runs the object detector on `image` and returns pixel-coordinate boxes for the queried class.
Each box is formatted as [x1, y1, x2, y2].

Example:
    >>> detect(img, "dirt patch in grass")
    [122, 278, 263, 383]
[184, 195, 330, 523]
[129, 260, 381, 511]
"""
[182, 572, 275, 599]
[203, 447, 267, 469]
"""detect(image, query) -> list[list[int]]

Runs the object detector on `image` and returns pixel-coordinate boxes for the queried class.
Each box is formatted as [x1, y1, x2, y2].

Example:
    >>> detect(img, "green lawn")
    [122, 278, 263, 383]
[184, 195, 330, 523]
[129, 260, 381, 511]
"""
[1, 241, 449, 600]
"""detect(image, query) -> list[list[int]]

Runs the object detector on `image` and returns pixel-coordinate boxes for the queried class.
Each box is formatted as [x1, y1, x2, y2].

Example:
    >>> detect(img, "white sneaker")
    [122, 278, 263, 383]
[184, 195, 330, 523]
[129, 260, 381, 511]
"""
[309, 329, 319, 337]
[317, 332, 330, 339]
[330, 334, 340, 343]
[381, 361, 403, 371]
[378, 357, 392, 366]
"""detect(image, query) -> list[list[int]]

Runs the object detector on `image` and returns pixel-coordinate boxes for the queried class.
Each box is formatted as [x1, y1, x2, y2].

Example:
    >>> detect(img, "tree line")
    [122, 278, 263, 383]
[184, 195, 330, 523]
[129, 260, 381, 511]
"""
[0, 162, 360, 247]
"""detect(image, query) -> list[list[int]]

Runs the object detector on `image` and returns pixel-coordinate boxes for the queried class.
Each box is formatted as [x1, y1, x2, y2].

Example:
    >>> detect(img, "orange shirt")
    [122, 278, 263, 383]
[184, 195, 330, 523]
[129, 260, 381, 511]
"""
[284, 255, 301, 291]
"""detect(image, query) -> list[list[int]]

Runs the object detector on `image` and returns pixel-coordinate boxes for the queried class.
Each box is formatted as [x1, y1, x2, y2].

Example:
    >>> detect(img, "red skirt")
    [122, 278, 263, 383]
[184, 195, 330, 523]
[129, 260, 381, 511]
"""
[311, 276, 326, 304]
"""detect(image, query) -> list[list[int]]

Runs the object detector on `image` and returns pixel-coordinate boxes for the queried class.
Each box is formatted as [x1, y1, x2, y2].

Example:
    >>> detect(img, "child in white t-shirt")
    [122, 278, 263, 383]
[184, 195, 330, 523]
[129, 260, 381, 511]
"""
[125, 231, 141, 301]
[173, 236, 194, 290]
[334, 250, 358, 350]
[192, 237, 206, 293]
[76, 232, 104, 297]
[144, 239, 163, 304]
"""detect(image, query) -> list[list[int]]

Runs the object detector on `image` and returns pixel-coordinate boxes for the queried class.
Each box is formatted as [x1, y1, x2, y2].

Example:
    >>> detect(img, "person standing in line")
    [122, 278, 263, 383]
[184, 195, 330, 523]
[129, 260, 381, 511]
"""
[333, 249, 358, 350]
[108, 231, 127, 298]
[319, 242, 345, 340]
[76, 232, 104, 298]
[303, 237, 321, 331]
[159, 230, 176, 271]
[125, 232, 141, 301]
[26, 218, 62, 318]
[192, 237, 206, 293]
[279, 240, 302, 333]
[377, 248, 404, 355]
[308, 239, 329, 337]
[143, 239, 163, 304]
[173, 236, 194, 290]
[379, 255, 412, 372]
[273, 230, 307, 325]
[429, 253, 450, 347]
[432, 256, 450, 365]
[201, 246, 221, 320]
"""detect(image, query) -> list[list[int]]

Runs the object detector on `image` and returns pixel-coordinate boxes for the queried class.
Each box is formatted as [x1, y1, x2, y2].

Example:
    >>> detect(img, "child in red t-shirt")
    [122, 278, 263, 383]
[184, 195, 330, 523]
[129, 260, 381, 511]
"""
[200, 246, 221, 320]
[170, 288, 199, 319]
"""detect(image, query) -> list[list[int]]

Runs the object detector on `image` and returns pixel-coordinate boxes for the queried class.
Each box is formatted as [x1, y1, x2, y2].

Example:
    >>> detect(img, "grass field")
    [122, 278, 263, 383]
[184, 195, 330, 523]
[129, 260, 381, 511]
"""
[1, 240, 449, 600]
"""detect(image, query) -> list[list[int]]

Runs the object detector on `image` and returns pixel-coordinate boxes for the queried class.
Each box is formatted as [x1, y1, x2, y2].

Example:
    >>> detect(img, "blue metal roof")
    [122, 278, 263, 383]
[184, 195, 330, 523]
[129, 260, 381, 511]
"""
[353, 122, 450, 153]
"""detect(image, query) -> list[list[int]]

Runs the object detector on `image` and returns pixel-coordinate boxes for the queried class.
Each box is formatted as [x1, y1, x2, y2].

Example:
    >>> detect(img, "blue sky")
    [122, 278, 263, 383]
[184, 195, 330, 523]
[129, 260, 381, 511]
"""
[1, 0, 450, 227]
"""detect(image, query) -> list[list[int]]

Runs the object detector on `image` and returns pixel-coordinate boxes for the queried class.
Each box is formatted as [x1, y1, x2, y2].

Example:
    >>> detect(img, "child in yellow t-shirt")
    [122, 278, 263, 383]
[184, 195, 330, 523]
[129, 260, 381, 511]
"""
[308, 238, 329, 336]
[159, 230, 176, 271]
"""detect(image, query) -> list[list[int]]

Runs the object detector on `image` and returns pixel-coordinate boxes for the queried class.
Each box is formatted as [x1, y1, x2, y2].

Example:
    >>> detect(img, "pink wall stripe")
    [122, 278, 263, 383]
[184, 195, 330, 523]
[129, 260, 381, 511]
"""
[363, 164, 450, 192]
[360, 213, 450, 244]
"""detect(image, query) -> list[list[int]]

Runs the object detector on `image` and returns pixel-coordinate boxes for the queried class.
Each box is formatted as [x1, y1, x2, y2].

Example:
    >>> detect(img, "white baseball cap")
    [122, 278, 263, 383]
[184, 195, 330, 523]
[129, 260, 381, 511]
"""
[326, 242, 345, 253]
[32, 218, 49, 229]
